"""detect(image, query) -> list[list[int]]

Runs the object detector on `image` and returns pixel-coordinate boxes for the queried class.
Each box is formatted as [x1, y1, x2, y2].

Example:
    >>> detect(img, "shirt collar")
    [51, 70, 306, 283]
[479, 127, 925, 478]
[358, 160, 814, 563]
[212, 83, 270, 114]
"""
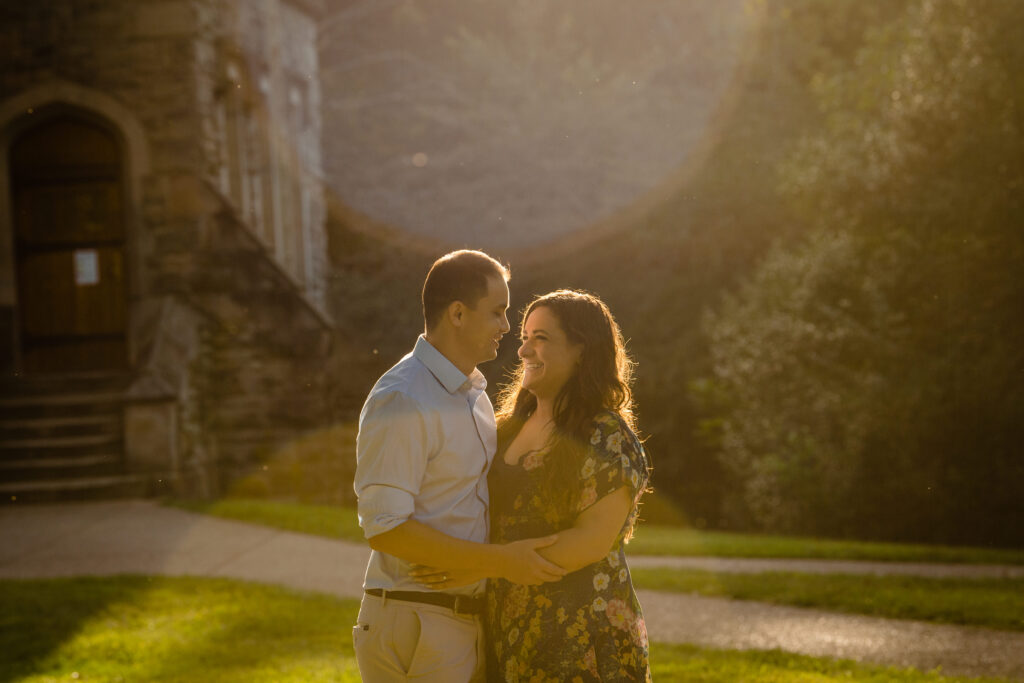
[413, 335, 487, 394]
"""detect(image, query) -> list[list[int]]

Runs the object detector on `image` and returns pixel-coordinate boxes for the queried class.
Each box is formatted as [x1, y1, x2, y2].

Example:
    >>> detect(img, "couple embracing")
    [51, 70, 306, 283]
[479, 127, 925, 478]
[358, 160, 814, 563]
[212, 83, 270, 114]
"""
[353, 250, 651, 682]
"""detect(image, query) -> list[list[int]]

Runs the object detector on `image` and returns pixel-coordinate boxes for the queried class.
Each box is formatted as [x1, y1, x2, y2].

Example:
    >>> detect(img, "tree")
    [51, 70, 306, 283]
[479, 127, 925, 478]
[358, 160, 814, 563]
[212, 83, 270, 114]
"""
[704, 0, 1024, 544]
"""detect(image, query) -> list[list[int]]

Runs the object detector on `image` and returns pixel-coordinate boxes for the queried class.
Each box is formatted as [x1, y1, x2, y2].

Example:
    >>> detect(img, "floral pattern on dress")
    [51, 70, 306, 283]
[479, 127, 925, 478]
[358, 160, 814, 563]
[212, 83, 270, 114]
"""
[486, 412, 652, 682]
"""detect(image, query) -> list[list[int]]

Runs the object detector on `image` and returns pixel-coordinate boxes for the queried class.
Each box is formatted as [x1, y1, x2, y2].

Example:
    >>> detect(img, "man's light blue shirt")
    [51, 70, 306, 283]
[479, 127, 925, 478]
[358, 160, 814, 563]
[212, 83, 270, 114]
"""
[354, 335, 496, 595]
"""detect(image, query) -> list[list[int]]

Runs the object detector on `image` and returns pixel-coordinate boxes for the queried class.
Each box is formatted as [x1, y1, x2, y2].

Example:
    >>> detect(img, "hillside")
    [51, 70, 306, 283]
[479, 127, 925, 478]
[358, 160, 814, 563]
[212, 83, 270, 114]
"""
[319, 0, 750, 249]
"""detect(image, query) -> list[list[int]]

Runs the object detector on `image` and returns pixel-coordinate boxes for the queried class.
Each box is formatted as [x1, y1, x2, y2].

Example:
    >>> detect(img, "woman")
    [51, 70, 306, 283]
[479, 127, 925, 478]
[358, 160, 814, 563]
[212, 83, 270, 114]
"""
[417, 289, 651, 682]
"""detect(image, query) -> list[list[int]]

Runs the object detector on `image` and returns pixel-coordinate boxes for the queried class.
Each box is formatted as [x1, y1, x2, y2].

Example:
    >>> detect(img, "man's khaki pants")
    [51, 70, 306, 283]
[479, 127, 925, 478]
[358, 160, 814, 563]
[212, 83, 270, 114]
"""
[353, 591, 486, 682]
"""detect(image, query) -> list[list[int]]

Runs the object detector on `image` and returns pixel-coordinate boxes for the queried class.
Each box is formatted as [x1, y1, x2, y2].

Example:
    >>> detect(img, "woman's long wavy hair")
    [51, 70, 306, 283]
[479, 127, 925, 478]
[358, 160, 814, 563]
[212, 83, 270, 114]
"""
[495, 290, 637, 523]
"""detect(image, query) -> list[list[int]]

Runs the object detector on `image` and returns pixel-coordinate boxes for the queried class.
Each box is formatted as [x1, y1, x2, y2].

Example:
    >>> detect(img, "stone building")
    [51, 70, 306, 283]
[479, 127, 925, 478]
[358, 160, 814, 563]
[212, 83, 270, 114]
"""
[0, 0, 334, 500]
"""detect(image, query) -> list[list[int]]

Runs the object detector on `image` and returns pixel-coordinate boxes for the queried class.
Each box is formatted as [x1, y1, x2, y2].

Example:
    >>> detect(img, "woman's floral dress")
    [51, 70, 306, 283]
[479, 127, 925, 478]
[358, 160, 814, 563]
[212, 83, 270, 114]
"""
[486, 412, 652, 682]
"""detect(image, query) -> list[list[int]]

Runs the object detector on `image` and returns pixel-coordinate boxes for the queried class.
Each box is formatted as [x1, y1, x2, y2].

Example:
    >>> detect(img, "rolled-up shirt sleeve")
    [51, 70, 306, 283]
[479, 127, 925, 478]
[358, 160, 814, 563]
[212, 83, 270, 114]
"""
[354, 390, 430, 538]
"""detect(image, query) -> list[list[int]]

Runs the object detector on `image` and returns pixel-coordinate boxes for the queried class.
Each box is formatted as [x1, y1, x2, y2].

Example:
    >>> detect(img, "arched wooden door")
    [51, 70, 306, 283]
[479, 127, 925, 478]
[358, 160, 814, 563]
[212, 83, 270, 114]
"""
[11, 115, 128, 373]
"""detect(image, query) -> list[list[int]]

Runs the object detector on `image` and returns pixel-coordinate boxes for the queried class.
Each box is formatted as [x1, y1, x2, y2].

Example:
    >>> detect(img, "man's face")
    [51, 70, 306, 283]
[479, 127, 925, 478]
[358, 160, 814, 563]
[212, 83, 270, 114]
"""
[459, 275, 511, 367]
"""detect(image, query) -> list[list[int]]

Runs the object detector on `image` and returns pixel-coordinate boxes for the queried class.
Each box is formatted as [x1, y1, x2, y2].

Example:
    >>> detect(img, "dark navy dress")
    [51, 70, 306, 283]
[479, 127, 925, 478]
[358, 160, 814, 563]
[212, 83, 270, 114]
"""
[485, 412, 652, 682]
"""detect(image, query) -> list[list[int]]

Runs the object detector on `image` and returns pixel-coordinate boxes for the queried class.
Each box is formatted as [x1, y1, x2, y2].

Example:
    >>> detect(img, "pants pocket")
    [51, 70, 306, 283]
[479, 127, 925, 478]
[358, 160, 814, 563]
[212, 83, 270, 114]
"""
[405, 609, 479, 678]
[352, 622, 369, 647]
[353, 596, 379, 673]
[352, 621, 374, 669]
[390, 605, 423, 674]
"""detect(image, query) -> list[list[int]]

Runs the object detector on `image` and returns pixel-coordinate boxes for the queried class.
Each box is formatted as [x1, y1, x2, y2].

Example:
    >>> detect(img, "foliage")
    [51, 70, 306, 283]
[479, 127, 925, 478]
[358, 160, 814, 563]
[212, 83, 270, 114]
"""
[228, 422, 360, 504]
[702, 0, 1024, 544]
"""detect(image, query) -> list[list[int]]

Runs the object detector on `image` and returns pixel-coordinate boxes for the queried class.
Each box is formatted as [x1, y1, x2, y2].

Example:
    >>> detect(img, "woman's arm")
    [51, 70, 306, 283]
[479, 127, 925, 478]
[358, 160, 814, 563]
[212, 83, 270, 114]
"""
[410, 486, 633, 589]
[532, 485, 633, 573]
[369, 519, 567, 585]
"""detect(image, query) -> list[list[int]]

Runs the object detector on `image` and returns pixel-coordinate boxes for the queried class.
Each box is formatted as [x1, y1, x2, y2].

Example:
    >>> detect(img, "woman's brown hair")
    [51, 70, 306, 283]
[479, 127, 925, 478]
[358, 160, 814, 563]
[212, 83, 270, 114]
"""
[495, 289, 638, 523]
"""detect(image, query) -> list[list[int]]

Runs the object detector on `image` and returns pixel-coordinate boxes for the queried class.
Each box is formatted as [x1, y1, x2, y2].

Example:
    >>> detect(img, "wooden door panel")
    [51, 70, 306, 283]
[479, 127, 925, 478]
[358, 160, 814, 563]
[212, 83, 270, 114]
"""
[11, 117, 119, 169]
[75, 248, 126, 333]
[18, 248, 126, 337]
[15, 181, 123, 245]
[11, 115, 128, 373]
[18, 251, 74, 337]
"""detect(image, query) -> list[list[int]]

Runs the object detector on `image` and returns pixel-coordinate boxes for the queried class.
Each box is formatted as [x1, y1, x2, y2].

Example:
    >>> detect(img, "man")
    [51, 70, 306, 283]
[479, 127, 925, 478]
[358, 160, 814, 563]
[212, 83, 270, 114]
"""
[353, 250, 566, 682]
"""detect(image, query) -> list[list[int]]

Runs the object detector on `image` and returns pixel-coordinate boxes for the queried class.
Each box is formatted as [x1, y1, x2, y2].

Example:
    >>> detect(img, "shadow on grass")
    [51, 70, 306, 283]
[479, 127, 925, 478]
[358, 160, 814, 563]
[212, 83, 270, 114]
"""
[0, 575, 361, 682]
[0, 576, 155, 682]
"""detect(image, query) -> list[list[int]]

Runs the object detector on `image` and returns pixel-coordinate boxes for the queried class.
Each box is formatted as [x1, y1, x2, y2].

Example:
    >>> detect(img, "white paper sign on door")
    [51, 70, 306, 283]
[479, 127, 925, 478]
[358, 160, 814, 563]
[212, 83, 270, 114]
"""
[74, 249, 100, 286]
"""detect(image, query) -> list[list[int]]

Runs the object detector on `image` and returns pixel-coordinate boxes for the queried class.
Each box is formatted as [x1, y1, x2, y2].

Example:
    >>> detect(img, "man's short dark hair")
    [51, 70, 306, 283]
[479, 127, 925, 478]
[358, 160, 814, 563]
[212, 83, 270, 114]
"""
[422, 250, 510, 330]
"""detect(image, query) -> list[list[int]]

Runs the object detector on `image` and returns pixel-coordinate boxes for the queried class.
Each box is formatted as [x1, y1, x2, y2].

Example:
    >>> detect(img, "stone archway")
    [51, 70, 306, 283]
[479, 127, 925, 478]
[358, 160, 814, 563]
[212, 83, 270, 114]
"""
[0, 81, 149, 374]
[10, 112, 128, 372]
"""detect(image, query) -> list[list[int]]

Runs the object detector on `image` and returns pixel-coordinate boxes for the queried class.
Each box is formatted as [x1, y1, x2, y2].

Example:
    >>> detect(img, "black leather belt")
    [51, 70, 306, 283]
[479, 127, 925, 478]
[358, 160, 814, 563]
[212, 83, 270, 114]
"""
[365, 588, 484, 615]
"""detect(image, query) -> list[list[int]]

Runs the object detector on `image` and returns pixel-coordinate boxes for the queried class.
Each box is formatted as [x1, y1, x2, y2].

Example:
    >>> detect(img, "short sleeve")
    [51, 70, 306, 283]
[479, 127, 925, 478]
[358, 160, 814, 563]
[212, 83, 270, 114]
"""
[354, 391, 430, 538]
[576, 413, 650, 515]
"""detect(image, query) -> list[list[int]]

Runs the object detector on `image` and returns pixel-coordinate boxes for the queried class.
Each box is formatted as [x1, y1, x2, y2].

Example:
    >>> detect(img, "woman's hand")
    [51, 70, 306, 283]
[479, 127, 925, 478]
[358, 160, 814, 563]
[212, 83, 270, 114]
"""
[409, 565, 487, 590]
[408, 535, 565, 588]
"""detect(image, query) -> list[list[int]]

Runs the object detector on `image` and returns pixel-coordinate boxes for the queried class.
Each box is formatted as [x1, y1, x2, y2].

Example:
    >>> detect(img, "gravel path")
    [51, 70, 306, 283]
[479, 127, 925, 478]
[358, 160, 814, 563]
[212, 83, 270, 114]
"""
[629, 555, 1024, 579]
[2, 501, 1022, 680]
[640, 590, 1024, 680]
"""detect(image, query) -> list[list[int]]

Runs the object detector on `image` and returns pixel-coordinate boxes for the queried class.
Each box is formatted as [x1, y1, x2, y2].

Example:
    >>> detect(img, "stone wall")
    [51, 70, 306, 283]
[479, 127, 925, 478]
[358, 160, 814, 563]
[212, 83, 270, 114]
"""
[0, 0, 334, 497]
[182, 183, 333, 493]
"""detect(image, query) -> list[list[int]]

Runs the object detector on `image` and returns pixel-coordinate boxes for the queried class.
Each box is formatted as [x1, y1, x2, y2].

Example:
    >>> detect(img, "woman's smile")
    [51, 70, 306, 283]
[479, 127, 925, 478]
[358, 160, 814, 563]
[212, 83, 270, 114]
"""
[518, 306, 581, 398]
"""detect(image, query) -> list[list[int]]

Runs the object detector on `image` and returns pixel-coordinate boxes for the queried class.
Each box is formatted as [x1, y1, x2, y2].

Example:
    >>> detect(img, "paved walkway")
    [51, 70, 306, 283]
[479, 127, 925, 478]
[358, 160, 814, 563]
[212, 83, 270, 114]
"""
[1, 501, 1022, 680]
[629, 555, 1024, 579]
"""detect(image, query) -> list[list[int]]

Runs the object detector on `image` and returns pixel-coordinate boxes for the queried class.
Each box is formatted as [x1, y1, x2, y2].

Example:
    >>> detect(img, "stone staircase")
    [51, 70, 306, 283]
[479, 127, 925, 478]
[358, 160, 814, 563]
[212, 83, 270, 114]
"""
[0, 373, 146, 503]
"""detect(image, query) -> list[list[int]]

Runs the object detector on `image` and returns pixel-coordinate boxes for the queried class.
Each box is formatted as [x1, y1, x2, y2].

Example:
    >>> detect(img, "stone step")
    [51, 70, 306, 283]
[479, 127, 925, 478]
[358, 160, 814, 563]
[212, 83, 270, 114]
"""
[0, 393, 125, 422]
[0, 441, 123, 462]
[0, 415, 121, 442]
[0, 391, 124, 408]
[0, 453, 122, 482]
[0, 474, 148, 504]
[0, 414, 121, 431]
[0, 454, 120, 470]
[0, 374, 133, 503]
[0, 433, 121, 450]
[0, 371, 130, 396]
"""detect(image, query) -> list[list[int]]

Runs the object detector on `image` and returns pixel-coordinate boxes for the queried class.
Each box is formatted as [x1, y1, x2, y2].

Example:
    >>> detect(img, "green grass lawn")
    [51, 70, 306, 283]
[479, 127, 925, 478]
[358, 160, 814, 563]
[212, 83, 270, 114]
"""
[167, 497, 1024, 565]
[632, 569, 1024, 631]
[0, 577, 1013, 683]
[171, 498, 365, 542]
[0, 576, 360, 683]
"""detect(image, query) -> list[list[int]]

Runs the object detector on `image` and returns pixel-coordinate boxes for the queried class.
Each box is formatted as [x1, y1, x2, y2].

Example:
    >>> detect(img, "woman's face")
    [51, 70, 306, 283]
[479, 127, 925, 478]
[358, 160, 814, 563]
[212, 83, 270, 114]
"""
[518, 306, 583, 400]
